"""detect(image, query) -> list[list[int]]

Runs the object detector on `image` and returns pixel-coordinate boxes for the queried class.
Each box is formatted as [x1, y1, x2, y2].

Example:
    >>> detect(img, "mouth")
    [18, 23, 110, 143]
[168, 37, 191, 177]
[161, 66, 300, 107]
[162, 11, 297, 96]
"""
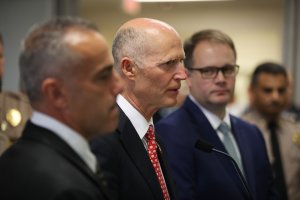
[169, 88, 180, 92]
[167, 88, 180, 95]
[213, 89, 229, 94]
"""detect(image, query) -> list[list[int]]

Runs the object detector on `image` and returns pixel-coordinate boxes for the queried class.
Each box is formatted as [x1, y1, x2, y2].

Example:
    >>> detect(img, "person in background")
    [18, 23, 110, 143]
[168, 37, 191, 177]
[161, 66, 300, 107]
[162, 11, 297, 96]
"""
[0, 32, 32, 155]
[283, 71, 300, 121]
[242, 62, 300, 200]
[0, 17, 123, 200]
[91, 17, 187, 200]
[156, 29, 277, 200]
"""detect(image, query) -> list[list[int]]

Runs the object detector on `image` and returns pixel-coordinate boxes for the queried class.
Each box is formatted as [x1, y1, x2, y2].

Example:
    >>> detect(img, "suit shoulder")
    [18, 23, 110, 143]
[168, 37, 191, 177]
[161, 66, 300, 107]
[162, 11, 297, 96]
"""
[156, 106, 188, 125]
[231, 115, 255, 126]
[1, 91, 29, 102]
[230, 115, 262, 135]
[90, 132, 120, 150]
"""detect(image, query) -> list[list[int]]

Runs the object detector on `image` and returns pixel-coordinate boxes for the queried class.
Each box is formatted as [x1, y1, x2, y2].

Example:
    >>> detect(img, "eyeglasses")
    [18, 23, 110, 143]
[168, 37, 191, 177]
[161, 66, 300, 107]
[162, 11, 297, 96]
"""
[187, 64, 239, 79]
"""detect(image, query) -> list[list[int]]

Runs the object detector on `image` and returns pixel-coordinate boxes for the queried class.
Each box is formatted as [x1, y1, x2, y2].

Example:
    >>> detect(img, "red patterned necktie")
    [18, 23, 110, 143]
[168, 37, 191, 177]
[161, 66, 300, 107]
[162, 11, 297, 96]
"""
[145, 125, 170, 200]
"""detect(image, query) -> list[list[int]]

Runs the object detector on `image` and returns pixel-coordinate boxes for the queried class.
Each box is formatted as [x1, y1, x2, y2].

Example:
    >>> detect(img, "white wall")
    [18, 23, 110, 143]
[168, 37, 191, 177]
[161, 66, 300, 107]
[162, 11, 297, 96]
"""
[80, 0, 284, 105]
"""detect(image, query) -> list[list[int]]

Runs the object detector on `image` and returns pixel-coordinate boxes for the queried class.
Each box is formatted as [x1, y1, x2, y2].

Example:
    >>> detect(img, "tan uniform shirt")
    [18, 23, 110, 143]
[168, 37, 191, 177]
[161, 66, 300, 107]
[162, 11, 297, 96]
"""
[0, 91, 32, 155]
[242, 110, 300, 200]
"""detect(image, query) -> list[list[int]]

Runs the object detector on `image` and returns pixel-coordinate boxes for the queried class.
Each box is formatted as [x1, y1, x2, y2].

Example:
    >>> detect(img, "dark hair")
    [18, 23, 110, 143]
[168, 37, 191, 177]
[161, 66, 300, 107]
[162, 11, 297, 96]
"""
[250, 62, 287, 87]
[184, 29, 236, 69]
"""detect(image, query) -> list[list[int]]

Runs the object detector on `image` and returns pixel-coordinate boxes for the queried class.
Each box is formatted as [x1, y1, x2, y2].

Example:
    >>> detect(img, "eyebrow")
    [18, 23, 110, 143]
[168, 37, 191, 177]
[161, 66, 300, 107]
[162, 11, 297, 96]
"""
[100, 64, 114, 72]
[157, 57, 185, 65]
[93, 64, 114, 78]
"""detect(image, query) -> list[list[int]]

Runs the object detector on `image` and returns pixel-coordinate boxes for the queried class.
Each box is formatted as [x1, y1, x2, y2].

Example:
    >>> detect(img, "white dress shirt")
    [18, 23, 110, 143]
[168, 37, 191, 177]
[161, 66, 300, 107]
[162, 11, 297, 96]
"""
[117, 94, 170, 196]
[189, 95, 242, 161]
[31, 111, 97, 173]
[117, 94, 153, 149]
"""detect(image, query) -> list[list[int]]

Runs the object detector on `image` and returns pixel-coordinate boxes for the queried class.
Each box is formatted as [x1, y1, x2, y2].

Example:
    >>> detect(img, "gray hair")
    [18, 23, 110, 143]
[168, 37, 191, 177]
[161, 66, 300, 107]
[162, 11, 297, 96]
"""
[112, 27, 147, 72]
[184, 29, 237, 69]
[19, 17, 98, 103]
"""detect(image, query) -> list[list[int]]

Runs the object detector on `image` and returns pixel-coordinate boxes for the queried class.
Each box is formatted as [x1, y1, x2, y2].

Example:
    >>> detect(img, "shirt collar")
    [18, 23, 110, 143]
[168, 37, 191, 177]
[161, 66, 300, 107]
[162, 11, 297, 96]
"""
[31, 111, 97, 173]
[117, 94, 153, 139]
[189, 94, 232, 130]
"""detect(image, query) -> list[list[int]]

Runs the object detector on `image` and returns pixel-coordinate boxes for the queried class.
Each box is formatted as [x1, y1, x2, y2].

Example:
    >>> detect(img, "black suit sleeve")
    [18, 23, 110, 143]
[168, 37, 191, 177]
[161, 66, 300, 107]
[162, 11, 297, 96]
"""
[90, 134, 120, 200]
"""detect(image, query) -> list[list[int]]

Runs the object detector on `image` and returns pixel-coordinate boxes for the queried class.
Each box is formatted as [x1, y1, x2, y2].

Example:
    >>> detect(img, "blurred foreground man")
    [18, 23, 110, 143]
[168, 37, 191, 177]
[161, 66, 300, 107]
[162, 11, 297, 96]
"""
[0, 17, 123, 200]
[242, 62, 300, 200]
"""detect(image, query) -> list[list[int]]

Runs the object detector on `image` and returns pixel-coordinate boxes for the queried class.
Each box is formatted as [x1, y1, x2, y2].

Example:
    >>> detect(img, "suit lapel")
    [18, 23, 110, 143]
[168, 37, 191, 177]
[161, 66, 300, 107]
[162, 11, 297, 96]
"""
[230, 116, 256, 195]
[183, 97, 249, 199]
[184, 97, 226, 151]
[23, 121, 111, 200]
[117, 109, 164, 200]
[156, 136, 176, 199]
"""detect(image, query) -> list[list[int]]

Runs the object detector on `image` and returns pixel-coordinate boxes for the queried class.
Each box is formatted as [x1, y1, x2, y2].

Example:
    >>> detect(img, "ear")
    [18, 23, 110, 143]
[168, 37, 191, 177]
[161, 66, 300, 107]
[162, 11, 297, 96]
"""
[120, 57, 136, 80]
[41, 78, 67, 109]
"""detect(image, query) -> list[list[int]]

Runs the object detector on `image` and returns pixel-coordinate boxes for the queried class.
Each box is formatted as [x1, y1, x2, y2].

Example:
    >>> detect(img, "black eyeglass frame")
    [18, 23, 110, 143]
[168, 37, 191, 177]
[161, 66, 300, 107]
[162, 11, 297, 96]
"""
[187, 64, 239, 79]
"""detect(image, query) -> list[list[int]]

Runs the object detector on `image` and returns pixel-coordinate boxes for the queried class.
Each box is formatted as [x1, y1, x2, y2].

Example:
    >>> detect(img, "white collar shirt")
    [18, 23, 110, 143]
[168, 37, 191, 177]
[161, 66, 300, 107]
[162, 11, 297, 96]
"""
[31, 111, 97, 173]
[117, 94, 153, 148]
[189, 95, 242, 159]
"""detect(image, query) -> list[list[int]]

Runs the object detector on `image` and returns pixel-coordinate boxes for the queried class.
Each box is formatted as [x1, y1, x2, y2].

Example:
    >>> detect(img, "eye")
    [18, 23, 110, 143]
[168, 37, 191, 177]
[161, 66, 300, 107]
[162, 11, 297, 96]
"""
[223, 66, 235, 74]
[164, 60, 178, 66]
[98, 70, 112, 80]
[278, 88, 286, 94]
[95, 65, 114, 82]
[263, 88, 273, 94]
[201, 67, 216, 75]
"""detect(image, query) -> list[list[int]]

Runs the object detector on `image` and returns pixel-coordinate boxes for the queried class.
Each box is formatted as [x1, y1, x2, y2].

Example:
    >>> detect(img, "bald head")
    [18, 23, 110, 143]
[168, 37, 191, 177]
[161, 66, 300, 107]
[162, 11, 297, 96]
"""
[120, 18, 178, 34]
[112, 18, 182, 71]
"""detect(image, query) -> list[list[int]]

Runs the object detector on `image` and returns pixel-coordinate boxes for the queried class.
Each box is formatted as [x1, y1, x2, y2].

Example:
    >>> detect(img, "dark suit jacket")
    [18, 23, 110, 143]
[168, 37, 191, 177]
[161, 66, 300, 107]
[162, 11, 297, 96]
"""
[155, 97, 278, 200]
[90, 108, 177, 200]
[0, 121, 110, 200]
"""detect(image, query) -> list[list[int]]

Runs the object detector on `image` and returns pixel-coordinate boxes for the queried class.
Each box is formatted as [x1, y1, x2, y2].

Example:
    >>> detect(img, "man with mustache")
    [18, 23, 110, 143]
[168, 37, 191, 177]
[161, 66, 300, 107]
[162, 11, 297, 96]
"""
[156, 30, 277, 200]
[242, 62, 300, 200]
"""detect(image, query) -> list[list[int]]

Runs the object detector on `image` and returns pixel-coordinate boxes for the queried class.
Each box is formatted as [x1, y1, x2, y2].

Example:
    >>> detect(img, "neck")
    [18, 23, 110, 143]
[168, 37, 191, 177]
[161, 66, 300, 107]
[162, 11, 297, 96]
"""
[121, 91, 156, 121]
[203, 103, 226, 120]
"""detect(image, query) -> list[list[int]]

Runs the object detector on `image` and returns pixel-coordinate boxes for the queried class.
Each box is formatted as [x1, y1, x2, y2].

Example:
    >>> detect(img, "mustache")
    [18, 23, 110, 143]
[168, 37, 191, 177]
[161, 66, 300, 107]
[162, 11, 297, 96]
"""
[269, 101, 283, 107]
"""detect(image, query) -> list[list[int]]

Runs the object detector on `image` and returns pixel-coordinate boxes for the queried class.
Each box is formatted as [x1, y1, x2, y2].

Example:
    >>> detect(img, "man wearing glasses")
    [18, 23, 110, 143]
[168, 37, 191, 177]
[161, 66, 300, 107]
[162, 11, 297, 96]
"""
[156, 29, 277, 200]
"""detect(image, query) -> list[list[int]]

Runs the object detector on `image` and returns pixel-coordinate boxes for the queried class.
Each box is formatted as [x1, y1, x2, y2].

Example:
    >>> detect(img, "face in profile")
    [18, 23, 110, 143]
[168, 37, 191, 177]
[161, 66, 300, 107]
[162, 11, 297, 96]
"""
[132, 28, 187, 111]
[64, 30, 123, 138]
[188, 41, 236, 110]
[250, 73, 288, 117]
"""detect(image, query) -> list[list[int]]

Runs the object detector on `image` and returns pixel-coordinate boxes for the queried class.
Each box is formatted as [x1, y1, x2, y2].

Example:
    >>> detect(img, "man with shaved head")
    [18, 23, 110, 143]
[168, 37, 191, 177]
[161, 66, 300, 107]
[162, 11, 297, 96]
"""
[91, 18, 187, 200]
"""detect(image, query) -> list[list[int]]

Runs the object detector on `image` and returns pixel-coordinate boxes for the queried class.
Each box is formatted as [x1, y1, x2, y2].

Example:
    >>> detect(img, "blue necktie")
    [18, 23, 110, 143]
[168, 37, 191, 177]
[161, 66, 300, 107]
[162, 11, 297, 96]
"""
[218, 122, 244, 175]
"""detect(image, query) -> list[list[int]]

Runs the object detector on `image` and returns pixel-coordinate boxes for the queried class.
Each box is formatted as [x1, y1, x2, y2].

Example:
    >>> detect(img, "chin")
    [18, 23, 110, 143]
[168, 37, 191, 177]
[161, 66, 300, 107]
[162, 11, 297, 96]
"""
[163, 99, 177, 108]
[100, 123, 118, 135]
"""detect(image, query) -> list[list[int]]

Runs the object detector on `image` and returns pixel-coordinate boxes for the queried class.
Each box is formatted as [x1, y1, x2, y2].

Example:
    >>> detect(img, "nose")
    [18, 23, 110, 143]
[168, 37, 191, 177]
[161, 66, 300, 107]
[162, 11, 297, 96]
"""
[112, 69, 124, 95]
[215, 69, 226, 81]
[271, 90, 280, 100]
[174, 64, 188, 80]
